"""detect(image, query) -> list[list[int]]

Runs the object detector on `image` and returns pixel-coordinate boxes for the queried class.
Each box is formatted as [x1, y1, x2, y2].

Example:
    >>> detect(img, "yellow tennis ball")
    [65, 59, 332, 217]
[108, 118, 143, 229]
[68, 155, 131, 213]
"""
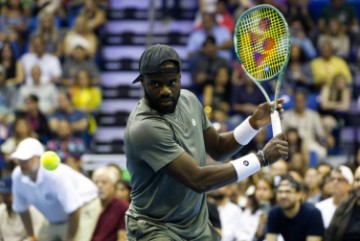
[41, 151, 60, 171]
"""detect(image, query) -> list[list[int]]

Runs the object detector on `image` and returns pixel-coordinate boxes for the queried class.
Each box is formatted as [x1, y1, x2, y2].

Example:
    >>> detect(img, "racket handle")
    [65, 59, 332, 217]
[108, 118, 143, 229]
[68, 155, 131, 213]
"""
[271, 110, 282, 136]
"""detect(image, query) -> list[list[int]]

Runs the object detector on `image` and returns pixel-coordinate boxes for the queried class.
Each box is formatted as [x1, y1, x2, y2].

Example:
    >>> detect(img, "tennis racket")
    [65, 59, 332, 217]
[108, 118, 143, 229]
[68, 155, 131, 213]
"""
[234, 4, 290, 136]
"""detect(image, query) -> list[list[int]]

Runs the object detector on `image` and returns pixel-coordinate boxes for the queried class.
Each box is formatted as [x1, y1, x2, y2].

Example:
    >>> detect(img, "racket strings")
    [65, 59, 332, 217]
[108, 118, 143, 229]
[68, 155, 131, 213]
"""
[236, 7, 289, 80]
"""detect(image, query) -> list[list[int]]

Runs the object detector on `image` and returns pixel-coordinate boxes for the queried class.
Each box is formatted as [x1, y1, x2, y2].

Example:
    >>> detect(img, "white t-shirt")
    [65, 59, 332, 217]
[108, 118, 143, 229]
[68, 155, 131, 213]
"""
[237, 208, 262, 241]
[12, 164, 98, 223]
[20, 53, 62, 85]
[217, 200, 243, 241]
[315, 197, 337, 228]
[18, 84, 58, 114]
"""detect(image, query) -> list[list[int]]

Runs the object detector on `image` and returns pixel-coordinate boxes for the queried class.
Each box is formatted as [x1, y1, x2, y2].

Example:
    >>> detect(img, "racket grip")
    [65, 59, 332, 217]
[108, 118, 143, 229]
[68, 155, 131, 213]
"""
[270, 110, 282, 136]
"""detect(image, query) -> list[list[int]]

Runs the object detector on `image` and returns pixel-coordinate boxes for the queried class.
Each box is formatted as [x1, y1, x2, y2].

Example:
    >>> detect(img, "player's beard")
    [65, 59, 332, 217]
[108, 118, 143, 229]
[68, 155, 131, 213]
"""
[144, 89, 180, 115]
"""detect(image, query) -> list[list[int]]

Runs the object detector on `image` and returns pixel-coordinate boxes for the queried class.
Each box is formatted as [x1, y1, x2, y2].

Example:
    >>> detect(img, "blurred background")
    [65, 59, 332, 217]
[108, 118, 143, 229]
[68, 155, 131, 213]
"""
[0, 0, 359, 180]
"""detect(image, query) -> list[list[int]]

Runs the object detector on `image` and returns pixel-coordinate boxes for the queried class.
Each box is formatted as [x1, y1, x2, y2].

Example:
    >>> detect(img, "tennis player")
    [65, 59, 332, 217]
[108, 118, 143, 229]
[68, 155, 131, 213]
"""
[124, 44, 289, 241]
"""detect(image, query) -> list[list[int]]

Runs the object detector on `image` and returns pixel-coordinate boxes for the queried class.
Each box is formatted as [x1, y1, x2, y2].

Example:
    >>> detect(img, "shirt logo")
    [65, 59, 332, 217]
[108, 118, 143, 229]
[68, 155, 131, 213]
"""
[243, 160, 249, 166]
[192, 119, 196, 126]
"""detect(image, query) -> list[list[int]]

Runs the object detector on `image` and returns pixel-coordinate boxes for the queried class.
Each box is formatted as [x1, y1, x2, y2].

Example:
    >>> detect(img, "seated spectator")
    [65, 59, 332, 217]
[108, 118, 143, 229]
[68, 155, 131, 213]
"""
[231, 70, 267, 125]
[319, 74, 351, 121]
[16, 94, 52, 143]
[207, 185, 243, 241]
[0, 0, 30, 45]
[64, 16, 98, 57]
[187, 11, 233, 64]
[285, 0, 315, 34]
[62, 45, 100, 86]
[285, 128, 309, 166]
[190, 36, 228, 96]
[115, 180, 132, 204]
[11, 138, 101, 241]
[17, 35, 62, 85]
[0, 67, 15, 145]
[69, 70, 101, 113]
[0, 41, 19, 84]
[265, 175, 325, 241]
[92, 167, 129, 241]
[318, 0, 359, 34]
[317, 18, 350, 59]
[18, 65, 58, 114]
[317, 162, 333, 180]
[289, 19, 317, 60]
[319, 174, 333, 201]
[304, 168, 322, 204]
[194, 0, 235, 34]
[79, 0, 106, 33]
[1, 117, 37, 162]
[106, 163, 122, 182]
[288, 152, 308, 178]
[33, 12, 63, 57]
[47, 119, 86, 172]
[202, 67, 231, 120]
[240, 175, 275, 241]
[0, 175, 45, 241]
[0, 175, 27, 240]
[0, 64, 18, 115]
[316, 165, 353, 228]
[49, 91, 89, 139]
[270, 160, 289, 180]
[310, 39, 352, 88]
[324, 166, 360, 241]
[253, 175, 276, 240]
[282, 89, 327, 161]
[214, 0, 235, 33]
[284, 44, 313, 94]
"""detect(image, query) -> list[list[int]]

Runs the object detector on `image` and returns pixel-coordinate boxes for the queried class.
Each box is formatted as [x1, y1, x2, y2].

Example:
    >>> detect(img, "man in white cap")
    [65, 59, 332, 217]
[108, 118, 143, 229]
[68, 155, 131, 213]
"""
[316, 165, 354, 228]
[11, 137, 101, 241]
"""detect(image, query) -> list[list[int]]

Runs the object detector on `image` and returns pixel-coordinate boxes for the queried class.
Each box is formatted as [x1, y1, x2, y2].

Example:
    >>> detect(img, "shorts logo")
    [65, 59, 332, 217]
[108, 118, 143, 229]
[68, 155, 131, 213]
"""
[243, 160, 249, 166]
[192, 119, 196, 126]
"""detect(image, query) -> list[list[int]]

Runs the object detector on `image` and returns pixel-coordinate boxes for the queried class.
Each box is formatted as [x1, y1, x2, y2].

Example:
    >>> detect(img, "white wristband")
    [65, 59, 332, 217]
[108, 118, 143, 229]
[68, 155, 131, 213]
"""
[230, 153, 261, 182]
[233, 117, 260, 145]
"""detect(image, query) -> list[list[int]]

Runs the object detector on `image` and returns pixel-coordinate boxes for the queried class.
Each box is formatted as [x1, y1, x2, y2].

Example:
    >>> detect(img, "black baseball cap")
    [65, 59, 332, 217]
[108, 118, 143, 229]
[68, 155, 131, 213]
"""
[132, 44, 182, 84]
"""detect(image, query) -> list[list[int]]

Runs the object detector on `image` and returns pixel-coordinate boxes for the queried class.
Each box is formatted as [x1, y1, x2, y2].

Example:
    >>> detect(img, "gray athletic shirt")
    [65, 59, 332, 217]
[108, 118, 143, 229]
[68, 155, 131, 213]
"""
[124, 89, 214, 239]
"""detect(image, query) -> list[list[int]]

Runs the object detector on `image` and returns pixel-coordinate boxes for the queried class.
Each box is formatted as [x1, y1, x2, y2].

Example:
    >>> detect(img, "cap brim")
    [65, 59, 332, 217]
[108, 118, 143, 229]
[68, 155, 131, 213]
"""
[132, 75, 142, 84]
[10, 150, 33, 161]
[132, 66, 180, 84]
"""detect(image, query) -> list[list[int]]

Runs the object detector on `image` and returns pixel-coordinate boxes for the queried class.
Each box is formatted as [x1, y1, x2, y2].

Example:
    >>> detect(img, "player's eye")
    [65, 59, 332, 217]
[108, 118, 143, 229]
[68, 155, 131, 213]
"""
[151, 82, 161, 88]
[169, 79, 177, 87]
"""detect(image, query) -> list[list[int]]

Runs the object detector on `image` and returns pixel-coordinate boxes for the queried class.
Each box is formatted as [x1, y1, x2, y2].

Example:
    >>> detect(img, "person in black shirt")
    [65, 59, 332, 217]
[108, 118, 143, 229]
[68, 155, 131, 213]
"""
[266, 175, 324, 241]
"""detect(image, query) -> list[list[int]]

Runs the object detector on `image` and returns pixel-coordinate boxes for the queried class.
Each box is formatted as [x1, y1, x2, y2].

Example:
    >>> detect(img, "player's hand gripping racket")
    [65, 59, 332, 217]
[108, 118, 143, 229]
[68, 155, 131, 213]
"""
[234, 4, 290, 136]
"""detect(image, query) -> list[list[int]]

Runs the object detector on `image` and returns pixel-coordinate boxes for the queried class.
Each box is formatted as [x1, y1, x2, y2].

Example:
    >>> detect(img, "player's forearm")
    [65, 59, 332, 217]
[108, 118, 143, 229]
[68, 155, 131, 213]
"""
[19, 210, 35, 237]
[206, 117, 259, 161]
[209, 131, 245, 161]
[167, 151, 263, 194]
[190, 163, 238, 193]
[67, 209, 80, 240]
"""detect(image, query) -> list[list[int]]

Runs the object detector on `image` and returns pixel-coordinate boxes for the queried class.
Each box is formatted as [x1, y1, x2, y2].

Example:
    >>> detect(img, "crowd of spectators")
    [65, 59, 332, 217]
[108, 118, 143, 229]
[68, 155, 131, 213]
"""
[188, 0, 360, 240]
[188, 0, 360, 165]
[0, 0, 360, 240]
[0, 0, 106, 176]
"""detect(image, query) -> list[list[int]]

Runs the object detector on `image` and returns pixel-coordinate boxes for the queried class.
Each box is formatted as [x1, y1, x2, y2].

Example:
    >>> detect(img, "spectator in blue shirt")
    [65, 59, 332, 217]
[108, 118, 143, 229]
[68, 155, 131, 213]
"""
[48, 91, 89, 140]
